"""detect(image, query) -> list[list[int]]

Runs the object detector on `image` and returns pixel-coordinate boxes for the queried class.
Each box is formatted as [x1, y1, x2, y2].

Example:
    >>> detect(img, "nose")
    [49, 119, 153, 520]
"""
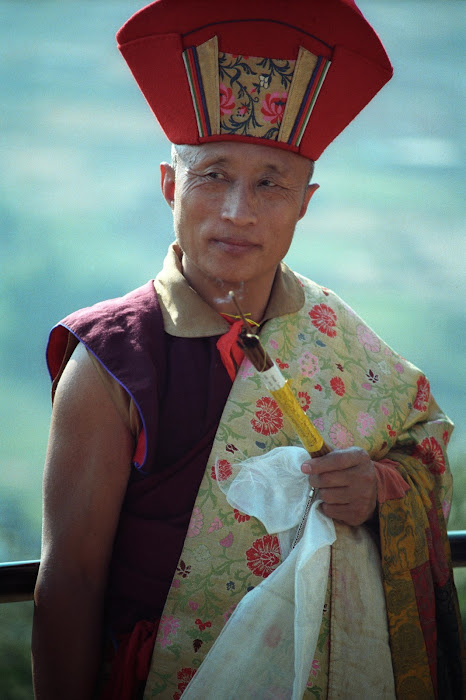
[221, 182, 257, 226]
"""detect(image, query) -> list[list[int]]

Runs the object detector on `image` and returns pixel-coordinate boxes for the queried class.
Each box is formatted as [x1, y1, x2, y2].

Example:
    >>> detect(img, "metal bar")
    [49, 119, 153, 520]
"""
[0, 559, 40, 603]
[1, 531, 465, 604]
[448, 530, 466, 568]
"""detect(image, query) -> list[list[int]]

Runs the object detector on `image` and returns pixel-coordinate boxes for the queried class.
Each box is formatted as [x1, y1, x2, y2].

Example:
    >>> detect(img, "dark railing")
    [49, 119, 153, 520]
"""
[1, 531, 465, 604]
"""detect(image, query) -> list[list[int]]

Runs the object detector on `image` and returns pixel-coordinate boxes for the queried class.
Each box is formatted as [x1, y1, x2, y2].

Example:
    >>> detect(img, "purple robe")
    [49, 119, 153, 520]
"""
[47, 281, 232, 633]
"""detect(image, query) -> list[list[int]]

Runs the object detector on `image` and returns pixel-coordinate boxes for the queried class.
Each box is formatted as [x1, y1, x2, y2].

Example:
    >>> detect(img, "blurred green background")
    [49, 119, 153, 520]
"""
[0, 1, 464, 697]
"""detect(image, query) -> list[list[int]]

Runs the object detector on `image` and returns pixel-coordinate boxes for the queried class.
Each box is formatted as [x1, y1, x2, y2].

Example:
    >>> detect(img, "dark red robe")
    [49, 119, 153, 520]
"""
[47, 281, 232, 635]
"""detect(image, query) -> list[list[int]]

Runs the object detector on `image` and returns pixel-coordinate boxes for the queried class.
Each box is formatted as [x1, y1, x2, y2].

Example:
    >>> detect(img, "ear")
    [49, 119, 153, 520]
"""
[298, 183, 319, 220]
[160, 162, 176, 208]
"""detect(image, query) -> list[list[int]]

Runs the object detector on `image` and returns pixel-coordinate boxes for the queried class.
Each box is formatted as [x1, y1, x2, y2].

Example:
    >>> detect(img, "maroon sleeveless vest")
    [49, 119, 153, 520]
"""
[47, 281, 232, 633]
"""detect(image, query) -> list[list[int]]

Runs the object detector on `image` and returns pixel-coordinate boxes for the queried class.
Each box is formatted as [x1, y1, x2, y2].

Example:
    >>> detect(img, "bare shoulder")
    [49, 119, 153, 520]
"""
[40, 341, 133, 580]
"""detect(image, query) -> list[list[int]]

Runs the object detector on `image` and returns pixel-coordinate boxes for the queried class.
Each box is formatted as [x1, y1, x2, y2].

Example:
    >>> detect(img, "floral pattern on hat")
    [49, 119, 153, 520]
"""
[219, 53, 295, 140]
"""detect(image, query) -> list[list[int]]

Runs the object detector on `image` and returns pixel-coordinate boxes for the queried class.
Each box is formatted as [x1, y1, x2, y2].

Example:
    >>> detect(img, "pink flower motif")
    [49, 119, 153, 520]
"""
[171, 579, 180, 589]
[394, 362, 404, 373]
[188, 601, 198, 611]
[356, 411, 376, 437]
[187, 507, 203, 538]
[223, 604, 237, 622]
[310, 658, 320, 678]
[208, 516, 223, 533]
[362, 383, 373, 391]
[261, 92, 288, 124]
[299, 351, 319, 378]
[219, 84, 235, 115]
[158, 615, 180, 648]
[309, 304, 337, 337]
[381, 405, 390, 416]
[313, 417, 324, 433]
[329, 423, 354, 449]
[220, 531, 234, 548]
[240, 359, 255, 379]
[356, 325, 381, 353]
[270, 339, 279, 349]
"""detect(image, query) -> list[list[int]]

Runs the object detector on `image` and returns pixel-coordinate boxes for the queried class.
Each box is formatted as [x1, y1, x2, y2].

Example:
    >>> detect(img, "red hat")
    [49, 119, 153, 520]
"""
[117, 0, 392, 160]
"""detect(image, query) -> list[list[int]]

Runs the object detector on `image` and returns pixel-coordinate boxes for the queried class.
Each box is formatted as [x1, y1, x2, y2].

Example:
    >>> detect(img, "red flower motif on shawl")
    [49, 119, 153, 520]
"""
[246, 534, 280, 578]
[234, 508, 250, 523]
[251, 397, 283, 435]
[330, 376, 345, 396]
[413, 437, 446, 475]
[413, 375, 430, 411]
[219, 84, 235, 115]
[211, 459, 232, 481]
[175, 667, 196, 696]
[298, 391, 311, 411]
[309, 304, 337, 337]
[261, 92, 288, 124]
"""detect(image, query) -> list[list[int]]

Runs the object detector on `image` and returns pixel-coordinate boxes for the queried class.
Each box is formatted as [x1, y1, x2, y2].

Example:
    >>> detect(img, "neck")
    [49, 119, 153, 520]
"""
[201, 278, 274, 323]
[179, 253, 277, 323]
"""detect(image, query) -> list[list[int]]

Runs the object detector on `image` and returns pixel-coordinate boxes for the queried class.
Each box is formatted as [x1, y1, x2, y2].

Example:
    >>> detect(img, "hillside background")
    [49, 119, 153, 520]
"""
[0, 1, 464, 697]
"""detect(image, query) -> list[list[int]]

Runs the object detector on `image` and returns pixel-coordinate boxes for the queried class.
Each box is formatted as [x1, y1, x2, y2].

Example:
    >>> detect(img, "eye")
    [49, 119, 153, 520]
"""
[205, 171, 226, 181]
[259, 178, 276, 188]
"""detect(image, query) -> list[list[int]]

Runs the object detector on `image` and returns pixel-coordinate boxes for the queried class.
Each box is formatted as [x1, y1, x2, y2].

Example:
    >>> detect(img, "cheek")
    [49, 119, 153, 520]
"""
[269, 210, 298, 241]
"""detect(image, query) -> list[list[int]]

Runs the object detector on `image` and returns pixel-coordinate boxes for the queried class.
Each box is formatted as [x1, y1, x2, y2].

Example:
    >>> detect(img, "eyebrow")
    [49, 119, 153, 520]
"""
[194, 156, 288, 176]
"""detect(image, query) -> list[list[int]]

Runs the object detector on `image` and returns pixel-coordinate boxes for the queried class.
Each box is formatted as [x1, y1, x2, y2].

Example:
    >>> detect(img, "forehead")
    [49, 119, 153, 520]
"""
[177, 141, 311, 177]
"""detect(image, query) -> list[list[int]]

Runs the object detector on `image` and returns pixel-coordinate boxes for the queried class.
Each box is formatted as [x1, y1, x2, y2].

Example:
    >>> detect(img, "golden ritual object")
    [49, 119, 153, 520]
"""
[229, 291, 330, 458]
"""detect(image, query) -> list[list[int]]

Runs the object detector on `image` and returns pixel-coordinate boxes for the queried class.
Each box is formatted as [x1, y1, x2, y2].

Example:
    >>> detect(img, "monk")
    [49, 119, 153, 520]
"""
[32, 1, 464, 698]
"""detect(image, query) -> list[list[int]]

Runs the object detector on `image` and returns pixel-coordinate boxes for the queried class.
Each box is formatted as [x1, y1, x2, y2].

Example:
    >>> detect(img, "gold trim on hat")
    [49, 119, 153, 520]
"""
[279, 46, 319, 144]
[183, 37, 330, 146]
[196, 36, 220, 135]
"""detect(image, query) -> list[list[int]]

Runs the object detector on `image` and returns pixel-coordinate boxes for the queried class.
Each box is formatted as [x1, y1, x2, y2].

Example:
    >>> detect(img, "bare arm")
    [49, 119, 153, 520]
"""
[32, 342, 133, 699]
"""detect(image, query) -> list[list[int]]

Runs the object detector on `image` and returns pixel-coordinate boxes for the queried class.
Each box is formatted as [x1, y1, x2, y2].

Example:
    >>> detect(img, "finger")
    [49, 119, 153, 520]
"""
[302, 447, 369, 475]
[307, 469, 352, 490]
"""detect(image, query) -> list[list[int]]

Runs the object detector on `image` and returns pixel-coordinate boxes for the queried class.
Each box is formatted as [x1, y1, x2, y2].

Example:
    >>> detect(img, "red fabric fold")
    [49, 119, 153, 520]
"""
[101, 619, 159, 700]
[216, 317, 247, 381]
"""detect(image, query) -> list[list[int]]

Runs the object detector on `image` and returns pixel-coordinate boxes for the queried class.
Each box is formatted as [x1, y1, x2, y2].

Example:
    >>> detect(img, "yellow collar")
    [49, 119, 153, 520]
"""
[154, 242, 305, 337]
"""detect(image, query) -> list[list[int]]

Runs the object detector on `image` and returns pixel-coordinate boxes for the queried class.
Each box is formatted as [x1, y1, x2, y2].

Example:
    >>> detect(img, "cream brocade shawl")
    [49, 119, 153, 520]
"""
[143, 274, 454, 699]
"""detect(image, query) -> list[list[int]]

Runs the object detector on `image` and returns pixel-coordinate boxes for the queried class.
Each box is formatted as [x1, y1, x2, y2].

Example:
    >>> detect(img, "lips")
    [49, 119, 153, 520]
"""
[213, 237, 259, 252]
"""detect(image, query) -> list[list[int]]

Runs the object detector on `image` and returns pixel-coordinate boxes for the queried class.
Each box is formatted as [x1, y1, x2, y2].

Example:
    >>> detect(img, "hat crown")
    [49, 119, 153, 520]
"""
[117, 0, 392, 160]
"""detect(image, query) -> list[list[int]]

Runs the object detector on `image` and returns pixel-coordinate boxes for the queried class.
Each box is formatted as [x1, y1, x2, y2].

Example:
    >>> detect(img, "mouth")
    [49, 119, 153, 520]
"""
[212, 237, 259, 253]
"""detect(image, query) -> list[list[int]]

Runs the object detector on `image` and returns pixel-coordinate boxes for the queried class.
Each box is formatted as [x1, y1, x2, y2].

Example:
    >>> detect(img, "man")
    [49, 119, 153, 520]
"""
[32, 1, 464, 698]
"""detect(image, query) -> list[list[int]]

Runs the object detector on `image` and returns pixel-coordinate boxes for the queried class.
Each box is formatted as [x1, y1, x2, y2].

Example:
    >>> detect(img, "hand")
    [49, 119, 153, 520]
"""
[301, 447, 377, 527]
